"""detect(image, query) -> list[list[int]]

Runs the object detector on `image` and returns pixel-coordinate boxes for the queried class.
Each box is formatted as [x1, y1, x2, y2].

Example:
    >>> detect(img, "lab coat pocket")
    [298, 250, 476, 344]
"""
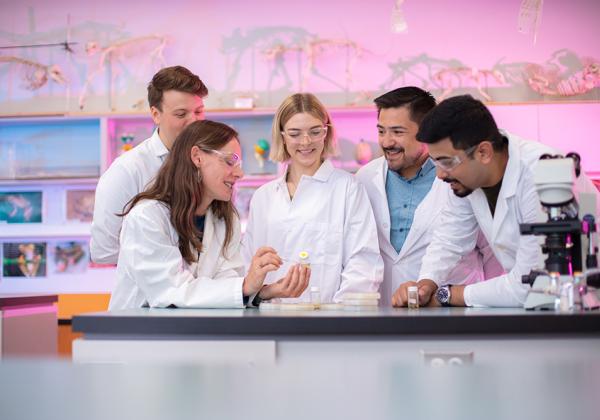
[324, 227, 343, 265]
[301, 222, 329, 265]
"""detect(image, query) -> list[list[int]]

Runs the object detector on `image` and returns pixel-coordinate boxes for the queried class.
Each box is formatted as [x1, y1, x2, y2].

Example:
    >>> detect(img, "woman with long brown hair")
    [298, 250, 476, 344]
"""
[109, 120, 289, 309]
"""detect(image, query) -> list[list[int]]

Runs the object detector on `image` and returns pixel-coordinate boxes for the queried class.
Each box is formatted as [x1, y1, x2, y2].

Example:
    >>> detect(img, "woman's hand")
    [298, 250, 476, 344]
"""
[258, 264, 311, 300]
[243, 247, 282, 296]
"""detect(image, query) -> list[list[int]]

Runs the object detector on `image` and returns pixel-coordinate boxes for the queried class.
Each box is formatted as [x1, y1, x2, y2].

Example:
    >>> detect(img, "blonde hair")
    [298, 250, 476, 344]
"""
[270, 93, 336, 162]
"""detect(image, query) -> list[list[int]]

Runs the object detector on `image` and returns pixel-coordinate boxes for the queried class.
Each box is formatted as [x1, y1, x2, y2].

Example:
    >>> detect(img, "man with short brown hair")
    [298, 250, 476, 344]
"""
[91, 66, 208, 264]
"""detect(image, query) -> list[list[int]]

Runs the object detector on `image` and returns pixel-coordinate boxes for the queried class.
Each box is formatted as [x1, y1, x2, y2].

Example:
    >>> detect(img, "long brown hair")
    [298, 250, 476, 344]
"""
[122, 120, 239, 264]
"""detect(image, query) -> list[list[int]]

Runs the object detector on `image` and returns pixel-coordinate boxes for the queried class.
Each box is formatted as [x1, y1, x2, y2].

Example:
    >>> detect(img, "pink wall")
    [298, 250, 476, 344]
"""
[1, 0, 598, 109]
[0, 0, 599, 170]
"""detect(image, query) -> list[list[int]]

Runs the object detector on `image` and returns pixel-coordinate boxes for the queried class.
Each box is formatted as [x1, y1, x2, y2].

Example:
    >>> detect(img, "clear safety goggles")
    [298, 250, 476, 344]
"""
[201, 148, 243, 168]
[281, 125, 328, 144]
[431, 144, 478, 172]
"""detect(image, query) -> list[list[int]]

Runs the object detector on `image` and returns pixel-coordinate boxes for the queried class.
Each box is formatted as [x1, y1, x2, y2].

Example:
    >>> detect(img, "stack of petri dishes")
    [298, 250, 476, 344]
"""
[341, 292, 381, 311]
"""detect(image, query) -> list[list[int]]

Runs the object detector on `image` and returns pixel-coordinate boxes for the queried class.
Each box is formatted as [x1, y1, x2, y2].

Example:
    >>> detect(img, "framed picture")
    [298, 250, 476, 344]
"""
[0, 191, 43, 223]
[66, 190, 95, 222]
[48, 241, 89, 274]
[2, 242, 47, 277]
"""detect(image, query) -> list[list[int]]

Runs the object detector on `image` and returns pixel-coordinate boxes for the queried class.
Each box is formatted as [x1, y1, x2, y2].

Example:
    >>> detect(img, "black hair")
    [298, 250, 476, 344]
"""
[373, 86, 436, 124]
[416, 95, 504, 151]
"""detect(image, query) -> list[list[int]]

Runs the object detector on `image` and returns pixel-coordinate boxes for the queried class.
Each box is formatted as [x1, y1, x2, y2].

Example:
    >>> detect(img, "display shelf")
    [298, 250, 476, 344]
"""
[2, 102, 598, 295]
[0, 223, 91, 239]
[0, 118, 102, 180]
[0, 177, 98, 187]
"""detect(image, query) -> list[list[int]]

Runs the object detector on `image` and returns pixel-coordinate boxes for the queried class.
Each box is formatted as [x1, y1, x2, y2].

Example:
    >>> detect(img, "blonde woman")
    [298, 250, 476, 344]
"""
[242, 93, 383, 304]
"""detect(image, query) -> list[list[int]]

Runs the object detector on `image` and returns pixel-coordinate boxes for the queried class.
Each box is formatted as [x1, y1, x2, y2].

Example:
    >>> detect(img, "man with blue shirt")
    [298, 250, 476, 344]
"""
[356, 87, 501, 306]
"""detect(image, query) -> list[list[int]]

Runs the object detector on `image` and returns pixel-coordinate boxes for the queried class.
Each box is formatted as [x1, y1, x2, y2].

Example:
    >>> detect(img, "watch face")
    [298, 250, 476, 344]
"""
[436, 287, 450, 304]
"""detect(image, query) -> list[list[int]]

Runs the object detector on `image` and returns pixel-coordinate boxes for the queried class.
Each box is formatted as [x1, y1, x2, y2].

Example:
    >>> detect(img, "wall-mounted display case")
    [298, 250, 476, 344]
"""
[1, 102, 599, 294]
[0, 107, 380, 293]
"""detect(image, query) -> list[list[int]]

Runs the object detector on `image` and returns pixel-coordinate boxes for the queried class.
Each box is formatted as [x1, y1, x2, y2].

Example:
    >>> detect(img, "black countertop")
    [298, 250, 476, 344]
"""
[72, 307, 600, 337]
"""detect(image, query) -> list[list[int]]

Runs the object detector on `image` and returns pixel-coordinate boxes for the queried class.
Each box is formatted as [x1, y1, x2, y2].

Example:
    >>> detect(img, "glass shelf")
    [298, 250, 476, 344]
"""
[0, 119, 101, 180]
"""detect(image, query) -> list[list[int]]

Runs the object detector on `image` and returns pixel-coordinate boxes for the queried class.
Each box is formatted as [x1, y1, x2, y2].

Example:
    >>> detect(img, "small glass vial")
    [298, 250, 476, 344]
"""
[573, 272, 586, 309]
[310, 286, 321, 309]
[549, 272, 561, 310]
[407, 286, 419, 309]
[549, 272, 560, 294]
[559, 276, 574, 313]
[299, 251, 310, 268]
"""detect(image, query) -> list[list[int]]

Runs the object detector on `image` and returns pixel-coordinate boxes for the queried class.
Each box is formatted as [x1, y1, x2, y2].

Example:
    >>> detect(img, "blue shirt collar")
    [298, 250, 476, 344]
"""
[388, 157, 435, 182]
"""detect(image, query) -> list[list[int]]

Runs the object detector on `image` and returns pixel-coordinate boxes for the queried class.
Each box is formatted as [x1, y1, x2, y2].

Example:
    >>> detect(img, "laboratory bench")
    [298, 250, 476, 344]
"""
[72, 307, 600, 365]
[0, 293, 58, 357]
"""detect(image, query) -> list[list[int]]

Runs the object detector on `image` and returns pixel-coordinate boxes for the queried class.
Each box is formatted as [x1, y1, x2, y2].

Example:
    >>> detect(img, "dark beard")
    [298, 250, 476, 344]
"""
[453, 188, 474, 198]
[382, 146, 404, 154]
[443, 177, 474, 197]
[383, 147, 405, 175]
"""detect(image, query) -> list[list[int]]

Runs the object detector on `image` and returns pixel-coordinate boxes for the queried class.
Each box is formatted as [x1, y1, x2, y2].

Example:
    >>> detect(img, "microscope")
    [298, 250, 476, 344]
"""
[520, 153, 600, 310]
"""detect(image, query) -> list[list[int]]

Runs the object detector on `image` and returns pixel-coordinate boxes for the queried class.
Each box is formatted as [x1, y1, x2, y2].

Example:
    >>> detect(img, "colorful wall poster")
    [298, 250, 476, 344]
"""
[49, 241, 89, 274]
[0, 191, 42, 223]
[66, 190, 95, 222]
[2, 242, 47, 277]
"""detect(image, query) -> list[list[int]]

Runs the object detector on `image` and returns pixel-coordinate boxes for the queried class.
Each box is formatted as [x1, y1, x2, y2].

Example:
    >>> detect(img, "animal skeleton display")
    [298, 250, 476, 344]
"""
[0, 55, 67, 89]
[78, 34, 168, 110]
[518, 0, 544, 45]
[525, 60, 600, 97]
[433, 66, 506, 101]
[390, 0, 408, 33]
[261, 38, 368, 92]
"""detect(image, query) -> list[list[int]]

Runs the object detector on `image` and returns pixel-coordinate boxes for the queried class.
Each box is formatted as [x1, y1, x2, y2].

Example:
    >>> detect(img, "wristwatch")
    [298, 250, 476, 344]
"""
[435, 286, 452, 307]
[251, 294, 264, 307]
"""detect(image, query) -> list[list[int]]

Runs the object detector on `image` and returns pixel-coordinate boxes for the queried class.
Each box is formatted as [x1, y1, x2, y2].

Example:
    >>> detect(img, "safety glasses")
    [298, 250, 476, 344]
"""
[201, 148, 243, 168]
[281, 125, 328, 144]
[431, 144, 478, 172]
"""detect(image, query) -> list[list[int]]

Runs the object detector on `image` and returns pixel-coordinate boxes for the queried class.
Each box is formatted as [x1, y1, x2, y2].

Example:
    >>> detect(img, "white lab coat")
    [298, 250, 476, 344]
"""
[109, 199, 245, 310]
[91, 130, 167, 265]
[241, 159, 384, 303]
[356, 157, 503, 307]
[419, 131, 598, 307]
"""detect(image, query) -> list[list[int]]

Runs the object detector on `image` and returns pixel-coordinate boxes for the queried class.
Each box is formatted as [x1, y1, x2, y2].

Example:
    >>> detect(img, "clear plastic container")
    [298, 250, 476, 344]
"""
[573, 272, 585, 308]
[407, 286, 419, 309]
[310, 286, 321, 309]
[299, 251, 310, 268]
[559, 276, 574, 313]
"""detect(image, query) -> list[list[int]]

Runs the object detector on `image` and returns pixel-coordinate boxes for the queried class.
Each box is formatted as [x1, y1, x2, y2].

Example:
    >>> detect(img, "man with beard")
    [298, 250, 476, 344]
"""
[356, 88, 501, 307]
[392, 94, 598, 307]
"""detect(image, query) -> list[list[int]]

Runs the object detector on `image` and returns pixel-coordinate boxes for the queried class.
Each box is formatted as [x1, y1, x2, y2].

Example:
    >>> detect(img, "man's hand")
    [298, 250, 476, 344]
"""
[259, 264, 311, 300]
[391, 281, 417, 307]
[392, 279, 438, 307]
[417, 279, 438, 306]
